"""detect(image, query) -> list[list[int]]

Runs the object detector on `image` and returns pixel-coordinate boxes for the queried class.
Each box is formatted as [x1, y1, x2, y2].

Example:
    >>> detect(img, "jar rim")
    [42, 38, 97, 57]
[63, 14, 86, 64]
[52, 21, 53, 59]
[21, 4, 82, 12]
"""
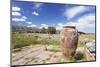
[63, 26, 76, 29]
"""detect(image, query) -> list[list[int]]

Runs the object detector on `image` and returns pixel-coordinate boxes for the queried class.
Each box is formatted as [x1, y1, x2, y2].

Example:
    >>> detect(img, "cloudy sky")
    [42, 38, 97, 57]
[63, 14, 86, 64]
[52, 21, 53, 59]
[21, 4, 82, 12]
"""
[12, 0, 96, 33]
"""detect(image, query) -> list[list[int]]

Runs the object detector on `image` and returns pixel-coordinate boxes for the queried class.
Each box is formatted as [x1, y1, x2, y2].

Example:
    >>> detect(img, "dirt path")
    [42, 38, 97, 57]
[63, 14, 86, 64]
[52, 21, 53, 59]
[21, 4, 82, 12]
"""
[12, 44, 95, 65]
[12, 45, 64, 65]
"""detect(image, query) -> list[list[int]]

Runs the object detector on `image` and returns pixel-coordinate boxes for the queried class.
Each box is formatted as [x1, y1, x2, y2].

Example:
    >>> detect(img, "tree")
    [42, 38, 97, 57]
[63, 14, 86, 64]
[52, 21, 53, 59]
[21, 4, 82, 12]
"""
[40, 27, 46, 33]
[47, 27, 56, 34]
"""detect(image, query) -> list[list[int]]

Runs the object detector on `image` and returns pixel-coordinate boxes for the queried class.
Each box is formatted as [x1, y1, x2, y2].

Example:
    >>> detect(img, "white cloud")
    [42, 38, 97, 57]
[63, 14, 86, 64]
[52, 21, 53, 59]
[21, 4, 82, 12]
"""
[34, 3, 43, 8]
[12, 6, 21, 11]
[40, 24, 48, 29]
[32, 11, 39, 16]
[12, 18, 26, 22]
[56, 23, 64, 30]
[55, 14, 95, 33]
[26, 22, 32, 24]
[27, 24, 37, 27]
[12, 6, 22, 17]
[32, 3, 43, 16]
[57, 23, 63, 26]
[64, 6, 87, 19]
[65, 14, 95, 33]
[22, 16, 27, 19]
[78, 14, 95, 24]
[12, 12, 21, 16]
[12, 15, 27, 22]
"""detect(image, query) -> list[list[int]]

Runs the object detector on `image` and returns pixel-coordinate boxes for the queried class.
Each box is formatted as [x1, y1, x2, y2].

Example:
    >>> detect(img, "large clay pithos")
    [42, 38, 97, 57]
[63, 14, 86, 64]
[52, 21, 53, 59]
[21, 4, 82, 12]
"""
[60, 26, 78, 58]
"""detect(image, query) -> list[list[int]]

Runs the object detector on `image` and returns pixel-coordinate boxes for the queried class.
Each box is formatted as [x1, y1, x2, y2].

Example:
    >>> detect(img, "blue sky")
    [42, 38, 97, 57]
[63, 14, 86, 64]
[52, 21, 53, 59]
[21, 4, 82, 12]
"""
[12, 0, 96, 33]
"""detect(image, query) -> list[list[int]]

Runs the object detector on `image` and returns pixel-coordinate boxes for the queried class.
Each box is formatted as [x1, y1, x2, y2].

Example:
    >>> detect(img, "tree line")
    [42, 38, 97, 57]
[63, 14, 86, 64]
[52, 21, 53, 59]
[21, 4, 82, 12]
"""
[12, 25, 57, 34]
[40, 27, 56, 34]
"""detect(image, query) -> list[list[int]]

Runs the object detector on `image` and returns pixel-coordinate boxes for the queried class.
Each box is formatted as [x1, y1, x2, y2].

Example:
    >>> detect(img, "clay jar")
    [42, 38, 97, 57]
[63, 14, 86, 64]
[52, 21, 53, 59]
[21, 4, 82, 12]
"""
[60, 26, 78, 58]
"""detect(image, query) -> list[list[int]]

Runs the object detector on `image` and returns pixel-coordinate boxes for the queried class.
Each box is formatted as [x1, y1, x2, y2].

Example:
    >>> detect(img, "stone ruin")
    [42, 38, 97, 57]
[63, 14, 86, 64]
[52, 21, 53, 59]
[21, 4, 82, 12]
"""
[60, 26, 78, 58]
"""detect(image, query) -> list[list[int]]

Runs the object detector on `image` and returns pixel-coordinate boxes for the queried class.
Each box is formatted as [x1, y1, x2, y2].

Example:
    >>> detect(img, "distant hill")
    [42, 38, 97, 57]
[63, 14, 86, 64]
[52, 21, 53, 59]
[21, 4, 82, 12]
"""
[12, 25, 40, 33]
[78, 31, 86, 34]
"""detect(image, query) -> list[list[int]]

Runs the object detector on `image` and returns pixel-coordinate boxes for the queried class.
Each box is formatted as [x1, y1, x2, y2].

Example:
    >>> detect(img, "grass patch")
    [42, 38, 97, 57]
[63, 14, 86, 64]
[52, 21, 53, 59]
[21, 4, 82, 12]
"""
[12, 33, 39, 48]
[12, 33, 60, 49]
[12, 33, 95, 50]
[78, 34, 95, 47]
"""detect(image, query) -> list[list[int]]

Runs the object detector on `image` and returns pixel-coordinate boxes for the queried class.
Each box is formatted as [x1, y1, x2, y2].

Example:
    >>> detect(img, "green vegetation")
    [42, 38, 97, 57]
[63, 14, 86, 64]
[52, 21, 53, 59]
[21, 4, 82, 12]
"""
[40, 27, 47, 33]
[12, 32, 60, 49]
[40, 26, 56, 34]
[12, 33, 95, 50]
[47, 27, 56, 34]
[75, 34, 95, 61]
[12, 32, 95, 62]
[12, 33, 38, 48]
[78, 34, 95, 47]
[13, 25, 57, 34]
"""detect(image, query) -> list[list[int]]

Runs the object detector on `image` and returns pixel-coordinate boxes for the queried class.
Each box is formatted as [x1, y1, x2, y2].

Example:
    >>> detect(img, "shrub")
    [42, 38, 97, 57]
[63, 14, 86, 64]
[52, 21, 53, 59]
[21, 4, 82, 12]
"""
[47, 27, 56, 34]
[74, 51, 84, 60]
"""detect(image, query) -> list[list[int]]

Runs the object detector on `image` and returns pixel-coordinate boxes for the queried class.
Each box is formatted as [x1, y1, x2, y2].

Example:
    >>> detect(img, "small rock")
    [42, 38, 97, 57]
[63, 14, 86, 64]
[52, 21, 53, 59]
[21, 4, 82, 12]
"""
[13, 48, 22, 52]
[86, 41, 95, 53]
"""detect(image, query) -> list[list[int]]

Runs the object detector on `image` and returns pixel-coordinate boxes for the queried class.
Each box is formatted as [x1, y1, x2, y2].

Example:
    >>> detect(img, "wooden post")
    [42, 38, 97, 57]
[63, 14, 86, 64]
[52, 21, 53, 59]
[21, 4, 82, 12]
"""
[60, 26, 78, 58]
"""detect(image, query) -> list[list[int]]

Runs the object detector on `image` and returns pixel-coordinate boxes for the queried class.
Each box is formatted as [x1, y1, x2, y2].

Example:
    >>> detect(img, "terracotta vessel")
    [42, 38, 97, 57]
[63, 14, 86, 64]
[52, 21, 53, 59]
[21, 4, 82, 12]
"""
[60, 26, 78, 57]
